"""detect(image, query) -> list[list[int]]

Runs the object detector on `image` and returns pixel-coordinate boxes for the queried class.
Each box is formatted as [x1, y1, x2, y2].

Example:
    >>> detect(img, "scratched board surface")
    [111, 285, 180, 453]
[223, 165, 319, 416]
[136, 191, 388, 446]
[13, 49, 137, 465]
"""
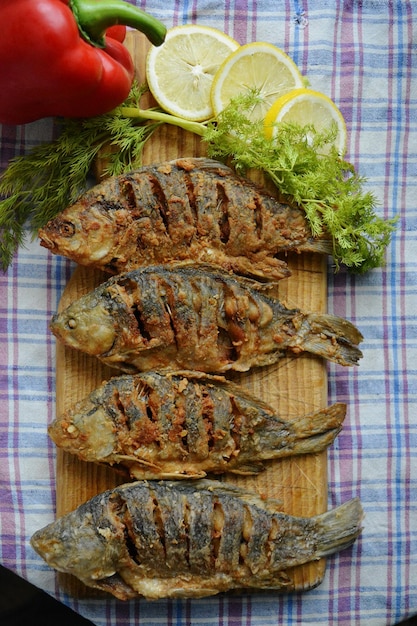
[54, 32, 328, 597]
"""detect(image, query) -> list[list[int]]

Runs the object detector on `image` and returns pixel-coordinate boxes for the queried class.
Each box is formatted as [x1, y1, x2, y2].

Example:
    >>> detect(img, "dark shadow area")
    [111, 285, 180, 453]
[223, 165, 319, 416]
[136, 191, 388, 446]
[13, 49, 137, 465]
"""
[0, 565, 93, 626]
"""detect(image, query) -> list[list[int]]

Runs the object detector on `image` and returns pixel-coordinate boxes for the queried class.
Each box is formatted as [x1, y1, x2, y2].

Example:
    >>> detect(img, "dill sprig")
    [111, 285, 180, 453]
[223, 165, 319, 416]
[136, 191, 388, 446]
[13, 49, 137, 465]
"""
[0, 83, 160, 271]
[203, 93, 397, 273]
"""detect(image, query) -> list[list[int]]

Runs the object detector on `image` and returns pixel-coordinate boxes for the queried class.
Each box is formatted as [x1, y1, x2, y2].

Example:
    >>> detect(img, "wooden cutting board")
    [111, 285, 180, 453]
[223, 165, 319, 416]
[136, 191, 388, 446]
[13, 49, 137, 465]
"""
[54, 32, 328, 597]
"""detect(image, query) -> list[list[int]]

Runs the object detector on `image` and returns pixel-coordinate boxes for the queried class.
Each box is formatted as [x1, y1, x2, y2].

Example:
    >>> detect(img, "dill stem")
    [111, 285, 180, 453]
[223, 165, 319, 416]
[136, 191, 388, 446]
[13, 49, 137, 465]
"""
[118, 107, 208, 136]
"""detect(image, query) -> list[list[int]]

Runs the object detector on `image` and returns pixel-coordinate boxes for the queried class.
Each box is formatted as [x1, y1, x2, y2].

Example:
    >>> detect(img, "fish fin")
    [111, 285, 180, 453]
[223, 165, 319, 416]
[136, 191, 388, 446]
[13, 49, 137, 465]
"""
[117, 454, 207, 479]
[115, 454, 160, 468]
[164, 370, 229, 384]
[288, 402, 346, 454]
[228, 462, 266, 475]
[174, 157, 234, 175]
[177, 479, 284, 510]
[295, 237, 334, 255]
[315, 498, 364, 557]
[151, 260, 284, 292]
[86, 573, 138, 600]
[227, 255, 291, 283]
[293, 313, 363, 366]
[129, 465, 207, 480]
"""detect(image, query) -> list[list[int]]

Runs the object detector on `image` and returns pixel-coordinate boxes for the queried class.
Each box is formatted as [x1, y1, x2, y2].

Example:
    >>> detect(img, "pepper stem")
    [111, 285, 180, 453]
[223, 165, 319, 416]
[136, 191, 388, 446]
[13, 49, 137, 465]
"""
[70, 0, 166, 48]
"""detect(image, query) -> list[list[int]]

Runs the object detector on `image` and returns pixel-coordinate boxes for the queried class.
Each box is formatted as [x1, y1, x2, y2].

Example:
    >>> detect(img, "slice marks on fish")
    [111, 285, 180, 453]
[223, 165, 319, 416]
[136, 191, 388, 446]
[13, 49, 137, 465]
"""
[49, 263, 363, 374]
[39, 158, 333, 282]
[30, 479, 364, 600]
[47, 370, 347, 479]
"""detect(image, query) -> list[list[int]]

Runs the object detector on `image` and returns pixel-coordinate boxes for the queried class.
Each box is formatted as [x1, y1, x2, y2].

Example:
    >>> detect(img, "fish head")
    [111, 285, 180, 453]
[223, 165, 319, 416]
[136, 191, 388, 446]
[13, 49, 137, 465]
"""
[39, 203, 116, 264]
[30, 506, 124, 581]
[50, 296, 116, 356]
[48, 401, 117, 462]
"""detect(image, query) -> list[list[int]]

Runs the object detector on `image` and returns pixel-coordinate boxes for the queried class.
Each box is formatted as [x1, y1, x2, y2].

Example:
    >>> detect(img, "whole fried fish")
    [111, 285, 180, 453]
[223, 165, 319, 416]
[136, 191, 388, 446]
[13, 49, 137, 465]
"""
[48, 370, 346, 479]
[31, 479, 363, 600]
[38, 157, 333, 282]
[50, 263, 363, 373]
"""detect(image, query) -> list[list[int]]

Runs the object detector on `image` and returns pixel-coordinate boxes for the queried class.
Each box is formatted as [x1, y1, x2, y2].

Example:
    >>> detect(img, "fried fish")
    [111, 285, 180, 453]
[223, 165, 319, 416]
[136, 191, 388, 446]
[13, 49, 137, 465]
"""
[39, 157, 333, 282]
[48, 370, 346, 479]
[50, 263, 363, 374]
[30, 479, 363, 600]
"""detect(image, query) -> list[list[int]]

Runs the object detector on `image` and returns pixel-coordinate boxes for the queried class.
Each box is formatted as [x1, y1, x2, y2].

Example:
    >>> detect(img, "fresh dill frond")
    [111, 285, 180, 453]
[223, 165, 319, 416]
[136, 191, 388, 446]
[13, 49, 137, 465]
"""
[203, 91, 397, 273]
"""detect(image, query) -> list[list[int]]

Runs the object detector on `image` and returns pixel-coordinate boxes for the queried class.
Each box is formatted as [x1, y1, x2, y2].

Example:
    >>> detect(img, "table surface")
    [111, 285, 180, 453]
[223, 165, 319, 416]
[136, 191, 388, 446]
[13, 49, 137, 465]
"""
[0, 2, 416, 625]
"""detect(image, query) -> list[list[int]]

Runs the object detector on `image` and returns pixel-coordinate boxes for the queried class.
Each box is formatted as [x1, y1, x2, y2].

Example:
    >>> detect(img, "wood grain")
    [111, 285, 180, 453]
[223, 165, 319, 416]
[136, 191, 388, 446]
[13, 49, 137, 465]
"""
[54, 32, 328, 597]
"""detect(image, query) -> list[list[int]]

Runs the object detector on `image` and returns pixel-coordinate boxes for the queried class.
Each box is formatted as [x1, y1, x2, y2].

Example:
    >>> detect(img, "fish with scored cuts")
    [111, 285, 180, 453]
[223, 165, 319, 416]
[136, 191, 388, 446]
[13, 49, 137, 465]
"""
[30, 479, 364, 599]
[49, 262, 363, 373]
[48, 370, 347, 479]
[39, 157, 333, 282]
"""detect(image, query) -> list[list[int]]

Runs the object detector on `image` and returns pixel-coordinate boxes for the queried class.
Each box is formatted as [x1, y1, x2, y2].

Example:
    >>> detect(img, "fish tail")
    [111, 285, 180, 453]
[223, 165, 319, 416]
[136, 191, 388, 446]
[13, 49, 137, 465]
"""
[315, 498, 364, 557]
[288, 402, 346, 454]
[293, 313, 363, 366]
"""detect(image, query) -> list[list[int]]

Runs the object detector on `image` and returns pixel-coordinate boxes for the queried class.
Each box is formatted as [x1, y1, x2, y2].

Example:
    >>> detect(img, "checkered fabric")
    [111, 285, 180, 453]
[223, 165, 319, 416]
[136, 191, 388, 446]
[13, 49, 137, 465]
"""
[0, 1, 415, 624]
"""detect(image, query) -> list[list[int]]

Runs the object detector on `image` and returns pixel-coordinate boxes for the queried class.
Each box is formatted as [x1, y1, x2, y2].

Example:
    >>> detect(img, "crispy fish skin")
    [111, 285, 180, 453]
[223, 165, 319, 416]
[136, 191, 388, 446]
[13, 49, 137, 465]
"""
[38, 157, 333, 282]
[30, 479, 364, 600]
[50, 263, 363, 374]
[47, 370, 347, 479]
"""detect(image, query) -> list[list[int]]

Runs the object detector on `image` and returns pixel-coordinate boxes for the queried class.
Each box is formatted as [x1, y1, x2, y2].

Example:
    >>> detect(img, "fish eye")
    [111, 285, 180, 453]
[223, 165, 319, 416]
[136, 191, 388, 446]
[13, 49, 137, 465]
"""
[67, 318, 77, 329]
[59, 221, 76, 238]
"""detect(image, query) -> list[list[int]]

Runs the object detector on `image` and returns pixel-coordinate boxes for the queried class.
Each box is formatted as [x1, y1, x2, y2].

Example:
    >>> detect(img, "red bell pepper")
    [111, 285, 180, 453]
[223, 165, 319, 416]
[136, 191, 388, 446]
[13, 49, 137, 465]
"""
[105, 24, 128, 43]
[0, 0, 166, 125]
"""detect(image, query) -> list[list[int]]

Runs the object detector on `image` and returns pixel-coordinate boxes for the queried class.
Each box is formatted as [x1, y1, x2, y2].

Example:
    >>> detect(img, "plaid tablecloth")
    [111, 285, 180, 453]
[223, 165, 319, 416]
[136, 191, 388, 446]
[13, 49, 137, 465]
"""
[1, 1, 416, 625]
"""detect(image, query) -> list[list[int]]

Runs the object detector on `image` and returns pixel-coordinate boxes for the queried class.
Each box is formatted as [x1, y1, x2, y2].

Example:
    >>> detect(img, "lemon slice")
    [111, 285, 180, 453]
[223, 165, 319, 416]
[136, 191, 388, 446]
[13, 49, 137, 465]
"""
[264, 88, 347, 154]
[146, 25, 239, 122]
[211, 42, 304, 121]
